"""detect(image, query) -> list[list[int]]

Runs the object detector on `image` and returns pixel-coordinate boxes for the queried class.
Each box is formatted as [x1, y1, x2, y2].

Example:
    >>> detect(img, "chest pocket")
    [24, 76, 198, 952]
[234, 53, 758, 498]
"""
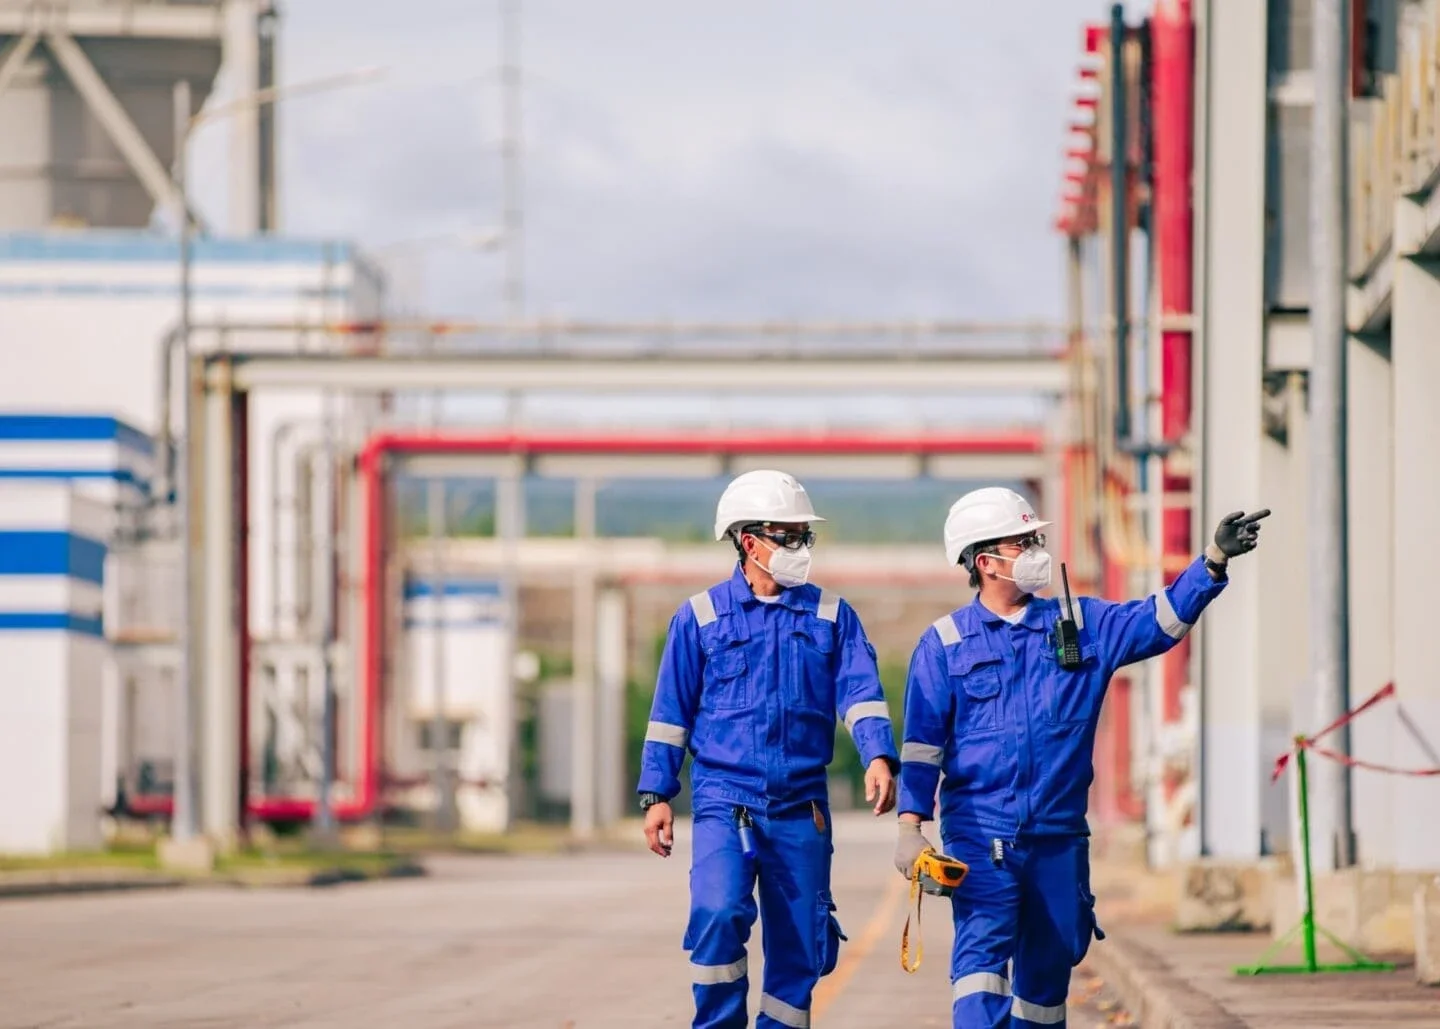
[1043, 630, 1102, 726]
[702, 640, 752, 712]
[948, 645, 1004, 736]
[788, 622, 836, 712]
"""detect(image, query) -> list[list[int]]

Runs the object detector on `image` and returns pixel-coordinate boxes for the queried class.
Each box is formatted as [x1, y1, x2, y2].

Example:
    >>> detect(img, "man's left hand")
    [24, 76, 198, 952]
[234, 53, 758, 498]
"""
[865, 758, 897, 816]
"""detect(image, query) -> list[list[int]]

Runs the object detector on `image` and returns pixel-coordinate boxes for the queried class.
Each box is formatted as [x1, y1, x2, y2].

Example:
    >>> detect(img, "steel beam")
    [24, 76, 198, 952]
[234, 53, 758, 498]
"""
[224, 353, 1071, 395]
[0, 3, 227, 39]
[0, 31, 37, 99]
[44, 32, 189, 218]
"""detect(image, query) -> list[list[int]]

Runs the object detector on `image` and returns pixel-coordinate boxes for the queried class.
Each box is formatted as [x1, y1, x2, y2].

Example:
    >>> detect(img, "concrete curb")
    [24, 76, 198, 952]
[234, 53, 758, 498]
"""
[0, 859, 427, 898]
[1085, 929, 1248, 1029]
[0, 869, 184, 899]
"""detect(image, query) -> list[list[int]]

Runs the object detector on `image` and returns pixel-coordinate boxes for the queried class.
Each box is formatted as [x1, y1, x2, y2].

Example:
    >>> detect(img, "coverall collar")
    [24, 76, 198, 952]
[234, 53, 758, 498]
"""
[969, 592, 1049, 631]
[727, 563, 812, 612]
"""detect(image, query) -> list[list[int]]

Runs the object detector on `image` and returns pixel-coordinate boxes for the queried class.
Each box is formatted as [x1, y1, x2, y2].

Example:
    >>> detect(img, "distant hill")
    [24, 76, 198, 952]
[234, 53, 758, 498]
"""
[393, 475, 1032, 543]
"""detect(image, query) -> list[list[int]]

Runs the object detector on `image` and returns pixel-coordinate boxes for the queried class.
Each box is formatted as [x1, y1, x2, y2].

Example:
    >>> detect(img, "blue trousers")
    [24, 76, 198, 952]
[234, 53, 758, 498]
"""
[944, 833, 1104, 1029]
[684, 804, 845, 1029]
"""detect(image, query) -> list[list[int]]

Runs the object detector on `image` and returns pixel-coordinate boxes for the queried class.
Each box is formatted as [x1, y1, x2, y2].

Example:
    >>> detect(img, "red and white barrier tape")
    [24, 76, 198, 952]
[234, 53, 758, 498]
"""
[1271, 681, 1440, 781]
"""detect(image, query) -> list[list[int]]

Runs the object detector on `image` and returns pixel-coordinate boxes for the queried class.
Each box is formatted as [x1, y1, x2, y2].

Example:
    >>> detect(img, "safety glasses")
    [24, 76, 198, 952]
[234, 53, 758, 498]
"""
[743, 524, 816, 550]
[991, 532, 1047, 554]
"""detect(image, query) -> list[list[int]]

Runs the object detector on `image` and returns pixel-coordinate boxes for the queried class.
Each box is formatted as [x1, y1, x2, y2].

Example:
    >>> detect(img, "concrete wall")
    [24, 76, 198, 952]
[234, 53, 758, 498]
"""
[0, 483, 109, 852]
[1347, 336, 1396, 871]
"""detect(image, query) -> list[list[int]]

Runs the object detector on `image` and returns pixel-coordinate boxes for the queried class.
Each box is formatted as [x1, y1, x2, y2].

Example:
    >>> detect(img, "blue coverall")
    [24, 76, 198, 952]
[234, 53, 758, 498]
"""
[898, 555, 1227, 1028]
[638, 566, 899, 1029]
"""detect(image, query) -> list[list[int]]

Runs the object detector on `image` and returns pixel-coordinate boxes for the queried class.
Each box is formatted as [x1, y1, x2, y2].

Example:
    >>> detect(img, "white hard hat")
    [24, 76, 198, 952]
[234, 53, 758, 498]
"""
[714, 469, 825, 541]
[943, 487, 1051, 567]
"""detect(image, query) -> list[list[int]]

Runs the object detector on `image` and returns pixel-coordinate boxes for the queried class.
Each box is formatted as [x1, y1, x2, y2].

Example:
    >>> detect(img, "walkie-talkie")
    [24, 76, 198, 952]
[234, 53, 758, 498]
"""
[1052, 562, 1083, 669]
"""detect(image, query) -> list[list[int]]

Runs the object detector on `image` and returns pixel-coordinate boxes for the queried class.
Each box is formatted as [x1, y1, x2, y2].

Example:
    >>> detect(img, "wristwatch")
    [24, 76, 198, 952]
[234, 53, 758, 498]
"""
[639, 791, 665, 812]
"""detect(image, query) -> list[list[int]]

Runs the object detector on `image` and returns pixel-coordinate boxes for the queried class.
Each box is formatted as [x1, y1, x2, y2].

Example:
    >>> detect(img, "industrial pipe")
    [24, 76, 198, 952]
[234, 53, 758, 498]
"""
[132, 427, 1050, 825]
[1310, 0, 1355, 869]
[1152, 0, 1196, 726]
[1110, 3, 1133, 445]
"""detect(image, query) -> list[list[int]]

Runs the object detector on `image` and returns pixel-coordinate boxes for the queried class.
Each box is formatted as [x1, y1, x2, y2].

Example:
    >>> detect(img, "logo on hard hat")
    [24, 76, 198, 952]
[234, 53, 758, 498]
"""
[1021, 513, 1032, 522]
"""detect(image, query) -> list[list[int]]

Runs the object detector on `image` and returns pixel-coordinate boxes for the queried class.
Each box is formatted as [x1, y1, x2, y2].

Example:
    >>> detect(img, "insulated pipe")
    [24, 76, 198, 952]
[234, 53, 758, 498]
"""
[1152, 0, 1195, 726]
[1309, 0, 1355, 869]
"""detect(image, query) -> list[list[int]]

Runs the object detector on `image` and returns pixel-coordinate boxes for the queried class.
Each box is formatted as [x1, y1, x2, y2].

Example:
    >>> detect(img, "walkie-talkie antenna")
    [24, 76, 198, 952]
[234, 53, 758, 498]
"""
[1061, 563, 1077, 622]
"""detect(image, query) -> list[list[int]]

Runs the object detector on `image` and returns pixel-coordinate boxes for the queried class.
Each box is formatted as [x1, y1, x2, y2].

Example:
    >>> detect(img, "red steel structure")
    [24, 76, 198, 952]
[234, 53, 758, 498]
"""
[130, 428, 1048, 824]
[1053, 2, 1197, 831]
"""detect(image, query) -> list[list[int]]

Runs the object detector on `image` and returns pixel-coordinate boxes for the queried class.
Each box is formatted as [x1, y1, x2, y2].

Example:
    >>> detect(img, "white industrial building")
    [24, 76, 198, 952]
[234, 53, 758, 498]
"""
[1054, 0, 1440, 956]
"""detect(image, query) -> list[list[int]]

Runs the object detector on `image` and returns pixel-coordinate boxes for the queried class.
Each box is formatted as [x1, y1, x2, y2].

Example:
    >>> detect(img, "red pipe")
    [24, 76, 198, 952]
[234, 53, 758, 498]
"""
[368, 429, 1048, 458]
[1152, 0, 1195, 731]
[133, 427, 1049, 825]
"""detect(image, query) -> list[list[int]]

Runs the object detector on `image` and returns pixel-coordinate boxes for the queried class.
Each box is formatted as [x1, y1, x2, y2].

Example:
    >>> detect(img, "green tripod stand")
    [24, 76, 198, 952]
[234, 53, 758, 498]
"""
[1235, 738, 1393, 975]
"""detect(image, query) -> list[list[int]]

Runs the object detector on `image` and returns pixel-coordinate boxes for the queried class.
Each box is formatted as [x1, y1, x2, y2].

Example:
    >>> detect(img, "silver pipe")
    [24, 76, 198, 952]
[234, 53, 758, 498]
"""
[1308, 0, 1354, 869]
[172, 78, 197, 843]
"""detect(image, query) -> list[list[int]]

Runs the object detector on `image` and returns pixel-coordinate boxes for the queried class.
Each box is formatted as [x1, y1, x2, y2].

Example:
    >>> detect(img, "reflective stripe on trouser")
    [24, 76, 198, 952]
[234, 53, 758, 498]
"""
[945, 833, 1100, 1029]
[684, 809, 834, 1029]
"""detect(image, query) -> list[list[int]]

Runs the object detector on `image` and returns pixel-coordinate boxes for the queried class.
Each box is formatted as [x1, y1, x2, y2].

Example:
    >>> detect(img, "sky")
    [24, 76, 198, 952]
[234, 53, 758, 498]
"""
[190, 0, 1107, 326]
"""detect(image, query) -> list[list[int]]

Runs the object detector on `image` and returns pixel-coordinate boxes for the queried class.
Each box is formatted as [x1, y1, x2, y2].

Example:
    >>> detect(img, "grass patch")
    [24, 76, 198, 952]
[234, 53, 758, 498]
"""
[0, 844, 161, 873]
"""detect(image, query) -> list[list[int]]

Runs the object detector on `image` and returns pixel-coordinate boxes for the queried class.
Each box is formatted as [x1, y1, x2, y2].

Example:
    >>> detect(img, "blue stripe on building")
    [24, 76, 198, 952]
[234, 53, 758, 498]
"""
[0, 414, 154, 459]
[0, 532, 107, 585]
[0, 612, 104, 637]
[403, 579, 505, 600]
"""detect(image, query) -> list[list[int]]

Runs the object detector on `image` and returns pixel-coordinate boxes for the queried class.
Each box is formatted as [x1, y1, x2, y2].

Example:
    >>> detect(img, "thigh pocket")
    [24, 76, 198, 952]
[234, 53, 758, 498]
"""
[817, 891, 848, 977]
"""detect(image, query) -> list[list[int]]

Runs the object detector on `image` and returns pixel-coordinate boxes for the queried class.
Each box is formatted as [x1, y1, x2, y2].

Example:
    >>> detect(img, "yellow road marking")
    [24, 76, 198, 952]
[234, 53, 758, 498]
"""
[811, 873, 909, 1020]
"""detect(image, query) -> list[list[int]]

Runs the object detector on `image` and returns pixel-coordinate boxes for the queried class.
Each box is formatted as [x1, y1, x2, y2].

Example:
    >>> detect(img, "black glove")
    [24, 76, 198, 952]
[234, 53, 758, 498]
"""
[1207, 509, 1271, 563]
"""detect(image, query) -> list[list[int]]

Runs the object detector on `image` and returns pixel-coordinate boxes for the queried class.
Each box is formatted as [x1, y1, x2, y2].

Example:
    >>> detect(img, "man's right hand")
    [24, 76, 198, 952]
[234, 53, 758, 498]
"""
[894, 817, 935, 879]
[644, 802, 674, 858]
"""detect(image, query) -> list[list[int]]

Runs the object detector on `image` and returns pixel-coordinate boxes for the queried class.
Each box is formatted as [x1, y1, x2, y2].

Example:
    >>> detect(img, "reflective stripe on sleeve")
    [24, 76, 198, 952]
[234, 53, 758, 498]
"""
[1011, 994, 1067, 1024]
[843, 700, 891, 732]
[691, 955, 747, 985]
[644, 721, 688, 748]
[952, 971, 1011, 1001]
[1152, 588, 1192, 640]
[689, 590, 718, 627]
[759, 993, 810, 1027]
[901, 741, 944, 766]
[816, 589, 840, 622]
[933, 614, 962, 646]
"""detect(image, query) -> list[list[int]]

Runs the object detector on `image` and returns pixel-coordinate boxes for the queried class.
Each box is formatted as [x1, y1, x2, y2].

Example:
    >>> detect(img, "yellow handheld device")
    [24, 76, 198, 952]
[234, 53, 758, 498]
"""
[900, 849, 970, 973]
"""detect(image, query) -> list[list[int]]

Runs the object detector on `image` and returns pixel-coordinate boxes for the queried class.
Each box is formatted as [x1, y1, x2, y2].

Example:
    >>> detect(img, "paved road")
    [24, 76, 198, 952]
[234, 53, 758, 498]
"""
[0, 813, 1132, 1027]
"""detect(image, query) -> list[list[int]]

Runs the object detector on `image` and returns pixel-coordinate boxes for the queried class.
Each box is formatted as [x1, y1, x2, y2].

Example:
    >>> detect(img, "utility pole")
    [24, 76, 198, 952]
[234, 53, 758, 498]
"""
[171, 78, 199, 846]
[1309, 0, 1354, 870]
[500, 0, 524, 321]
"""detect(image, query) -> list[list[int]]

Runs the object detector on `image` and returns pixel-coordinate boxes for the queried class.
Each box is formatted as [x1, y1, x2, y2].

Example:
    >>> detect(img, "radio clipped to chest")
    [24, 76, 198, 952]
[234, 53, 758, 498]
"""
[1048, 562, 1083, 670]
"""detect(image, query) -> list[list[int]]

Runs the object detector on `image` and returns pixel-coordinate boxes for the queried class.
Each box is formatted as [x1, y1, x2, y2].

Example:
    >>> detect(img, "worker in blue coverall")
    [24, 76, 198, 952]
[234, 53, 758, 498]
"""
[894, 487, 1268, 1028]
[637, 469, 900, 1029]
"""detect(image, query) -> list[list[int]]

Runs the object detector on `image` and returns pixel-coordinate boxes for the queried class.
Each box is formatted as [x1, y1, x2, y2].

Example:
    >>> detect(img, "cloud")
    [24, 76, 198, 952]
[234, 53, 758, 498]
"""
[186, 0, 1098, 324]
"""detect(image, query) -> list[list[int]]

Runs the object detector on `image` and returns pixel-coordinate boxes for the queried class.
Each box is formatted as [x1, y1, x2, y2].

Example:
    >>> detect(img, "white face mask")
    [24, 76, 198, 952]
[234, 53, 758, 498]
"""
[760, 540, 813, 588]
[983, 548, 1052, 594]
